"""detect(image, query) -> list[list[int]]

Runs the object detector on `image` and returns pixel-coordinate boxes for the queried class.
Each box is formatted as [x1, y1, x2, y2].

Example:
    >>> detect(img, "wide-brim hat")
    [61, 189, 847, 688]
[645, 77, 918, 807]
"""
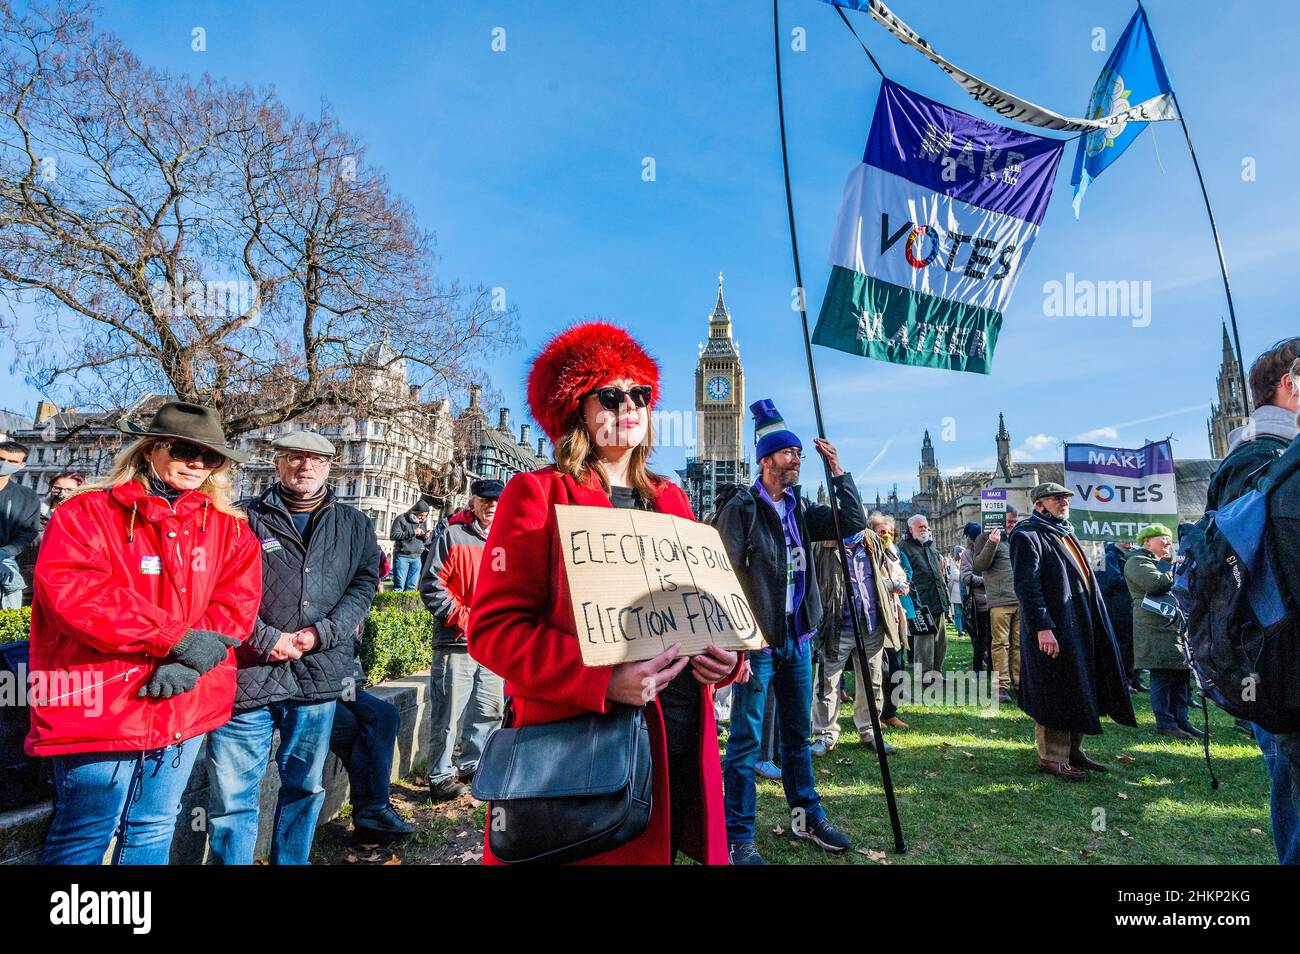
[526, 322, 660, 444]
[117, 401, 248, 464]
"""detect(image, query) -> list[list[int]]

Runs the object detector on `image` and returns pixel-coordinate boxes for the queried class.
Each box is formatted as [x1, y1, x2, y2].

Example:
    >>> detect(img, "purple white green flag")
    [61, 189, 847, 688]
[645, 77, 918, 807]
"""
[1063, 440, 1179, 543]
[813, 80, 1064, 374]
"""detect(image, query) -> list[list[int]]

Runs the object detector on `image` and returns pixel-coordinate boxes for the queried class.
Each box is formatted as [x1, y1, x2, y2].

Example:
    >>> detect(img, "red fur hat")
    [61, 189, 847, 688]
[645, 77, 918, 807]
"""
[526, 322, 660, 444]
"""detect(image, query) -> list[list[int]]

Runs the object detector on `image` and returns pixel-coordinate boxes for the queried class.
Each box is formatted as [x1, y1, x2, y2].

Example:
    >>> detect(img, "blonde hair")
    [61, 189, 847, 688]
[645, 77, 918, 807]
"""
[83, 436, 246, 520]
[552, 409, 662, 503]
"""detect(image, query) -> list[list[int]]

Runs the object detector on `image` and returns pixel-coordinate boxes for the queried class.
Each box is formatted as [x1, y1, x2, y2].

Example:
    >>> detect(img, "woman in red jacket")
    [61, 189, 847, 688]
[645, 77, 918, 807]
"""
[469, 322, 740, 865]
[27, 402, 262, 865]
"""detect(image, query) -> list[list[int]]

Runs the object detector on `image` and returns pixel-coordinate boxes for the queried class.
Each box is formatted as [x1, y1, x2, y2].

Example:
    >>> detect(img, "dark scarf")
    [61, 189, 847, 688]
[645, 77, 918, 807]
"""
[278, 482, 327, 513]
[1024, 507, 1075, 538]
[147, 471, 185, 503]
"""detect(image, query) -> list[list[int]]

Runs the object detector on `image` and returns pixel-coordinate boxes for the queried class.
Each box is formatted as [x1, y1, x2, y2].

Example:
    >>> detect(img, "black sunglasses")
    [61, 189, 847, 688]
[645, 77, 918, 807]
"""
[583, 385, 653, 412]
[162, 439, 227, 469]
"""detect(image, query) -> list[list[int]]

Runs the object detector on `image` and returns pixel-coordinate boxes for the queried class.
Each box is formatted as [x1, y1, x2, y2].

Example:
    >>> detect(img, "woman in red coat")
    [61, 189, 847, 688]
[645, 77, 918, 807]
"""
[26, 402, 262, 865]
[469, 322, 741, 865]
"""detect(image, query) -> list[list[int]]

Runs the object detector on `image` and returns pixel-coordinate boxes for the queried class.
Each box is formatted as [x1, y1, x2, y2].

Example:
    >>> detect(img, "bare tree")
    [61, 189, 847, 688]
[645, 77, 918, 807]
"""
[0, 1, 516, 433]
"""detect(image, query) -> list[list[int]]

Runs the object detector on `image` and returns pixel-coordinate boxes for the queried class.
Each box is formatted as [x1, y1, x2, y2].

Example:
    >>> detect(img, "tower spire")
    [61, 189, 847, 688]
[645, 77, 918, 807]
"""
[712, 272, 728, 322]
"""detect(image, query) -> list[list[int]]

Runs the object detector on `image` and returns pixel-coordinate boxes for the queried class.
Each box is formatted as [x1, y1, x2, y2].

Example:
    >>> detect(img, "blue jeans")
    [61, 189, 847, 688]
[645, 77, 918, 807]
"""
[1148, 668, 1189, 731]
[393, 555, 421, 591]
[330, 690, 401, 811]
[952, 603, 964, 638]
[1255, 725, 1300, 865]
[42, 740, 202, 865]
[206, 700, 337, 865]
[427, 646, 504, 784]
[723, 629, 823, 844]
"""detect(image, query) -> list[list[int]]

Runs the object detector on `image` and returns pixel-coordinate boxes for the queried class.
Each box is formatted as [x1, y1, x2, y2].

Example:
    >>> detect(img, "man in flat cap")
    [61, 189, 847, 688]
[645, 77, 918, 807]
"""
[207, 429, 381, 863]
[1009, 483, 1135, 782]
[419, 478, 505, 800]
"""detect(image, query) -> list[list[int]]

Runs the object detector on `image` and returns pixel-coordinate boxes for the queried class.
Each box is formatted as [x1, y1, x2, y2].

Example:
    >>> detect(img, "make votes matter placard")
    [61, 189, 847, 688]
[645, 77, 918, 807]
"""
[554, 505, 767, 666]
[980, 488, 1008, 531]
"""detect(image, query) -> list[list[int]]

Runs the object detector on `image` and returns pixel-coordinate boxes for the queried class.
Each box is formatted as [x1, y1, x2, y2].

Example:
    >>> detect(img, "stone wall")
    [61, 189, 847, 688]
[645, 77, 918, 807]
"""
[0, 670, 430, 865]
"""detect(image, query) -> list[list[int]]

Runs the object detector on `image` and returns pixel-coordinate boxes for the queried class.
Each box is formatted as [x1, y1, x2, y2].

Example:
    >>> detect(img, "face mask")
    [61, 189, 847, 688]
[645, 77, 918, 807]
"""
[0, 461, 22, 478]
[880, 533, 893, 546]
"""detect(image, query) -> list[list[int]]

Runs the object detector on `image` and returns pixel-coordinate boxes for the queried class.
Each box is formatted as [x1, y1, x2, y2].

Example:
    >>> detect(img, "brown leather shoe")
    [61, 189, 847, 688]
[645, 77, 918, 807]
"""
[1069, 750, 1109, 773]
[882, 716, 909, 730]
[1037, 758, 1087, 782]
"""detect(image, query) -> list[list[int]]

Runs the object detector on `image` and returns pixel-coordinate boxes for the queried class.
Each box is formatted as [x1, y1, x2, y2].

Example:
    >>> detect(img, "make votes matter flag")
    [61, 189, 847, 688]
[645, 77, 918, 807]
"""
[1070, 6, 1177, 217]
[1063, 439, 1179, 543]
[813, 80, 1064, 375]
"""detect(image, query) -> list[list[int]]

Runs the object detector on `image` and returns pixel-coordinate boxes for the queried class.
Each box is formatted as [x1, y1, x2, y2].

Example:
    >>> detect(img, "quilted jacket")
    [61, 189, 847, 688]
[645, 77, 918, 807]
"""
[235, 485, 379, 710]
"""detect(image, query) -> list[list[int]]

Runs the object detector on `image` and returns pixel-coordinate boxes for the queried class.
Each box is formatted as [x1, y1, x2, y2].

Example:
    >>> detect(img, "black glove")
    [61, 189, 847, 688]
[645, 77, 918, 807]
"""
[138, 662, 200, 699]
[171, 629, 241, 674]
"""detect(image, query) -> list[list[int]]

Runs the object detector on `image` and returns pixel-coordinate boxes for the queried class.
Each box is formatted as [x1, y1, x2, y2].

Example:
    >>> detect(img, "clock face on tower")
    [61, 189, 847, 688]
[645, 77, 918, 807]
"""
[706, 375, 731, 401]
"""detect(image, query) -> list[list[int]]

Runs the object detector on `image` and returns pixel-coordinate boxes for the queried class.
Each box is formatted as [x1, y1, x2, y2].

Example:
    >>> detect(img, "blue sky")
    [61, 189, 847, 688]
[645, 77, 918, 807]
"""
[3, 0, 1297, 500]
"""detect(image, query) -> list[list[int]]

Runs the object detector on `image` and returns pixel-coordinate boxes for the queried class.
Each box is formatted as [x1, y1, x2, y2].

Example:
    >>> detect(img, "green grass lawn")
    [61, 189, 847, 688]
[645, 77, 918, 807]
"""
[728, 630, 1275, 865]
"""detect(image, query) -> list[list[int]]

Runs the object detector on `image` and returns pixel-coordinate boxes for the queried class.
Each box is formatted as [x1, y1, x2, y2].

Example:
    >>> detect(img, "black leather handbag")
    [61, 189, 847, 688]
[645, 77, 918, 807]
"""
[470, 703, 653, 865]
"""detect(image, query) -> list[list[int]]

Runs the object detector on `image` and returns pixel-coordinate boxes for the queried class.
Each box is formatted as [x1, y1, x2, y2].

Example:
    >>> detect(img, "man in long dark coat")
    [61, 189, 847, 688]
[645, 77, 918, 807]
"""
[1009, 483, 1136, 782]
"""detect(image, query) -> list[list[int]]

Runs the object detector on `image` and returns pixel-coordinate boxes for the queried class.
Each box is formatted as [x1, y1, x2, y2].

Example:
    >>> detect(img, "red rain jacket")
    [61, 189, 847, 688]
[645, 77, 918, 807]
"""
[468, 467, 739, 865]
[25, 481, 262, 756]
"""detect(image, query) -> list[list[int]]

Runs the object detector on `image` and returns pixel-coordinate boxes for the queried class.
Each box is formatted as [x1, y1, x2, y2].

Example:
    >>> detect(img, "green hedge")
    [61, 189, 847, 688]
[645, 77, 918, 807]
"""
[0, 608, 30, 644]
[0, 604, 434, 685]
[370, 591, 427, 614]
[361, 608, 434, 685]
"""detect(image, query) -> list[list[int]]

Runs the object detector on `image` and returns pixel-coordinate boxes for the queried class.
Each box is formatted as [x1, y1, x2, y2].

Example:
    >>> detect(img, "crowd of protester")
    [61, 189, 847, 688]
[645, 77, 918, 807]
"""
[10, 332, 1300, 866]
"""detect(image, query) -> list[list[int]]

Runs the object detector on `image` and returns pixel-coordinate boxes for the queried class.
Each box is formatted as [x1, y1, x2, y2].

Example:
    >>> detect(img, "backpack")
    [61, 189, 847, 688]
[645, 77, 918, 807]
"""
[1172, 451, 1300, 733]
[707, 484, 758, 568]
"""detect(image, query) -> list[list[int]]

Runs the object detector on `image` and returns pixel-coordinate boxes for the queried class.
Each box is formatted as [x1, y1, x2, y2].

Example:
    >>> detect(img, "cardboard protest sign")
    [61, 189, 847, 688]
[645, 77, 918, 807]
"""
[980, 488, 1007, 531]
[554, 505, 767, 666]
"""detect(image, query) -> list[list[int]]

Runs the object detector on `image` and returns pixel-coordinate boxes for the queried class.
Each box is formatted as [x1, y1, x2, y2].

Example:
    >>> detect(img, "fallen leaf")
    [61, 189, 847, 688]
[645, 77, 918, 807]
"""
[923, 770, 940, 778]
[941, 755, 954, 761]
[819, 768, 831, 775]
[1249, 828, 1265, 835]
[855, 848, 888, 862]
[1119, 829, 1133, 839]
[772, 825, 785, 835]
[938, 741, 954, 749]
[1116, 792, 1128, 799]
[345, 853, 359, 864]
[836, 757, 853, 765]
[1080, 847, 1095, 858]
[962, 751, 975, 759]
[1115, 754, 1137, 765]
[361, 851, 383, 863]
[356, 841, 379, 850]
[1049, 846, 1067, 853]
[457, 831, 469, 838]
[383, 855, 402, 865]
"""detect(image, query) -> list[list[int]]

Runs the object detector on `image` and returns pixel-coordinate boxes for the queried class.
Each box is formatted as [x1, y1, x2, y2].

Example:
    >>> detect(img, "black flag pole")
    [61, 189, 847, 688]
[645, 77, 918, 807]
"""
[1139, 2, 1250, 410]
[1169, 87, 1251, 413]
[773, 0, 905, 854]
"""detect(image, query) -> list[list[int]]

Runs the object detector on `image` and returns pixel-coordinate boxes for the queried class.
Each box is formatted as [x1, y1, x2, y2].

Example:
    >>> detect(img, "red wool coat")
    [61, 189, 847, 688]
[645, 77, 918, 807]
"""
[468, 466, 739, 865]
[25, 481, 263, 756]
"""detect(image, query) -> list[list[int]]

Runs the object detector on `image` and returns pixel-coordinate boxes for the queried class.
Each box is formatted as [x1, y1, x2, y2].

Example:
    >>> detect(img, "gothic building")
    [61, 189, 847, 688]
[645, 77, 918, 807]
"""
[911, 414, 1217, 562]
[682, 274, 750, 518]
[1207, 323, 1250, 458]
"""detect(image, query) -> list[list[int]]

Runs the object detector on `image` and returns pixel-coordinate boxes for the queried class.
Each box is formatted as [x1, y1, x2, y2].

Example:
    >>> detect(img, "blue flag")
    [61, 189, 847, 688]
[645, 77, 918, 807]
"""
[1071, 6, 1178, 217]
